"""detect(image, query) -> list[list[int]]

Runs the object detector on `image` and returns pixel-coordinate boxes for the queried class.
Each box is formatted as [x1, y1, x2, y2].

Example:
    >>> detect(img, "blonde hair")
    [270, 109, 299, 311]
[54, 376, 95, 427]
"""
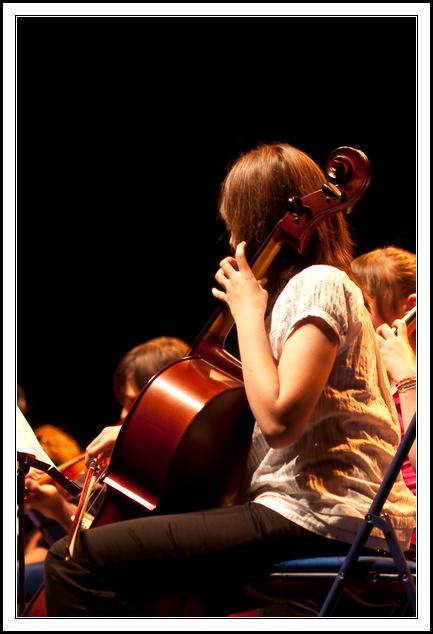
[351, 246, 416, 323]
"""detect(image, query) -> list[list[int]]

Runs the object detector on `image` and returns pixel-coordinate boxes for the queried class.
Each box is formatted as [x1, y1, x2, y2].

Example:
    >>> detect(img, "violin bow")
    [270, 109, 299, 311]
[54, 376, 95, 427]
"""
[392, 306, 416, 336]
[64, 458, 102, 560]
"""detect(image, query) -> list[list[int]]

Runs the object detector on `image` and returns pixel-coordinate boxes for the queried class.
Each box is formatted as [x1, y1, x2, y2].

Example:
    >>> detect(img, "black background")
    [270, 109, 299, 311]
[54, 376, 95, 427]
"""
[16, 15, 417, 449]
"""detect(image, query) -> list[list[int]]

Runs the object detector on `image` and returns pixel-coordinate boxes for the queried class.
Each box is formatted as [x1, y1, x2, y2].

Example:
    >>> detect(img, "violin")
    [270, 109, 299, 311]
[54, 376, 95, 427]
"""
[33, 452, 87, 494]
[29, 418, 124, 503]
[392, 305, 416, 336]
[22, 146, 371, 617]
[22, 455, 107, 617]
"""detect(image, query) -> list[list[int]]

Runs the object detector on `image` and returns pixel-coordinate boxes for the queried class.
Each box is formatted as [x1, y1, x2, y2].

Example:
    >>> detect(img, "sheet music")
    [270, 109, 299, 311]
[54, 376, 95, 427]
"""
[16, 406, 56, 467]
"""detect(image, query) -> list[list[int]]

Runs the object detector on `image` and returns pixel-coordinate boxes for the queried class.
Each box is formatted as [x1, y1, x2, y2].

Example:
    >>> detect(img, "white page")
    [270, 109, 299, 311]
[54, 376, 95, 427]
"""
[16, 405, 56, 467]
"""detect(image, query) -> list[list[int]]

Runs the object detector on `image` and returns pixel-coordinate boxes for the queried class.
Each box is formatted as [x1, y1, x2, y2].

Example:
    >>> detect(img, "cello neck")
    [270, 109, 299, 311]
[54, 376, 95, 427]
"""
[190, 235, 282, 381]
[202, 236, 282, 347]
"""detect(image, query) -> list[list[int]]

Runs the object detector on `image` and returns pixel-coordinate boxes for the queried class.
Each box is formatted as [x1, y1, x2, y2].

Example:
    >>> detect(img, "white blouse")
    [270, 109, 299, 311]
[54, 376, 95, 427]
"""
[248, 265, 416, 551]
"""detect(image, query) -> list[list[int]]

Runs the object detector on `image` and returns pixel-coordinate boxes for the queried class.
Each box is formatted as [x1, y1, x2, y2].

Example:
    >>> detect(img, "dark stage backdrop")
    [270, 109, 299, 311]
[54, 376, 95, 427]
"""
[16, 15, 417, 449]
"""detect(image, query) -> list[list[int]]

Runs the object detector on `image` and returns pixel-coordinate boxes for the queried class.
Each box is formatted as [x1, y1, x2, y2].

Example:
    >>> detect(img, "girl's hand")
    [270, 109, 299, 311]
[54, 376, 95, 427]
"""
[212, 241, 268, 322]
[25, 477, 65, 521]
[376, 320, 416, 384]
[85, 425, 121, 467]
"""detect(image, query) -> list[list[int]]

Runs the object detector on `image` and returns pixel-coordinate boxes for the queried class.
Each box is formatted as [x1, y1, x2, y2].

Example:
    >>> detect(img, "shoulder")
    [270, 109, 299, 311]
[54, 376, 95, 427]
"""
[283, 265, 361, 303]
[291, 264, 352, 287]
[269, 265, 366, 355]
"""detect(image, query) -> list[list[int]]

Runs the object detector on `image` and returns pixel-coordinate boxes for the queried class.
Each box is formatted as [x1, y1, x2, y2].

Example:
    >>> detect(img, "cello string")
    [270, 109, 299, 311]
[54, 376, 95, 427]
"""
[86, 464, 109, 518]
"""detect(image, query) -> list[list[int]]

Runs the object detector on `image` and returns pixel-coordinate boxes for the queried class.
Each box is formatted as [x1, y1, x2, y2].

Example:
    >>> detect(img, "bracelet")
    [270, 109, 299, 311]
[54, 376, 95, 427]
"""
[395, 376, 416, 393]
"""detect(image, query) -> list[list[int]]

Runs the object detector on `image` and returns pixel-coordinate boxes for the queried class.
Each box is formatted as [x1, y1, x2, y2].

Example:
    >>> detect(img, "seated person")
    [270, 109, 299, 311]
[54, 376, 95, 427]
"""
[24, 337, 189, 545]
[351, 246, 416, 556]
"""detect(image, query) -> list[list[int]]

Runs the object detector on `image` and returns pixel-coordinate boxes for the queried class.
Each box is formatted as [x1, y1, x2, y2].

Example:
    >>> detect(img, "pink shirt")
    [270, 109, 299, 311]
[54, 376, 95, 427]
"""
[393, 391, 416, 545]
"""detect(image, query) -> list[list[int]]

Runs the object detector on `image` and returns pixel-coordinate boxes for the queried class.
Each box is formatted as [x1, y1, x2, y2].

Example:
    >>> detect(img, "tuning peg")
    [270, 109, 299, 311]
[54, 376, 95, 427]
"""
[287, 196, 307, 224]
[321, 182, 343, 200]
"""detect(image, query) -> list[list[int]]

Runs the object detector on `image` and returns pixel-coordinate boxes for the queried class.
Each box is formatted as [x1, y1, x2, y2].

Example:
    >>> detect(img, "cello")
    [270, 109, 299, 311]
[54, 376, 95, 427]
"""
[92, 146, 371, 522]
[22, 146, 371, 616]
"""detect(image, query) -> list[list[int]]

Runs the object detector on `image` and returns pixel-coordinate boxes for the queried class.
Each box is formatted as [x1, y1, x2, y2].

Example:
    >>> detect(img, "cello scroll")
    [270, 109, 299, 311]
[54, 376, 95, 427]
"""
[275, 146, 371, 254]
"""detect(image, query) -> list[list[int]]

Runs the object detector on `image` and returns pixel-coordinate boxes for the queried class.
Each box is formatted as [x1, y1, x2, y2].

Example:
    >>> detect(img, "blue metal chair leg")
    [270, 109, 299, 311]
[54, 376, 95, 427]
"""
[320, 413, 416, 616]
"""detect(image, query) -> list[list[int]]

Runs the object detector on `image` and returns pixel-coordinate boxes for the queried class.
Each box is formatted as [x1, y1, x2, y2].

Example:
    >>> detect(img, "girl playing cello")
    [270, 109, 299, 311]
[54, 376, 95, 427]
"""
[44, 142, 416, 617]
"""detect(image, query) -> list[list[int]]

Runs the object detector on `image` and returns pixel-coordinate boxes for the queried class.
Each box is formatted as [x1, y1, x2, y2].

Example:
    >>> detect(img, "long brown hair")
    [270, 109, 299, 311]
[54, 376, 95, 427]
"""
[218, 143, 355, 297]
[351, 246, 416, 323]
[112, 336, 189, 405]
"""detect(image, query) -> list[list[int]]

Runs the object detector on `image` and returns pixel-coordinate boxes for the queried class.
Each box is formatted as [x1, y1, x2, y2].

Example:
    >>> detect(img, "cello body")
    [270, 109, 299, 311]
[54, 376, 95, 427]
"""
[22, 353, 254, 617]
[94, 352, 254, 524]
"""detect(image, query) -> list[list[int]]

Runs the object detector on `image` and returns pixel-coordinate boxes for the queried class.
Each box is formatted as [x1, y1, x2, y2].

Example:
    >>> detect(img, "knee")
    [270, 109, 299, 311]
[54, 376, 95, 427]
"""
[45, 537, 67, 582]
[48, 536, 66, 559]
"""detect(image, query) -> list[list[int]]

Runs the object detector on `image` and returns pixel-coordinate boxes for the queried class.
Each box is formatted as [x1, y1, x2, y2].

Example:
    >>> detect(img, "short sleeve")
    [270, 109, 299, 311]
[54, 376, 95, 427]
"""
[268, 265, 363, 360]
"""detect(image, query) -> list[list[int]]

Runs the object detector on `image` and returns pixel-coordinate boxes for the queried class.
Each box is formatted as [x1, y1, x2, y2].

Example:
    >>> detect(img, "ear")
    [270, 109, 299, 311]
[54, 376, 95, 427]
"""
[406, 293, 417, 309]
[397, 293, 416, 318]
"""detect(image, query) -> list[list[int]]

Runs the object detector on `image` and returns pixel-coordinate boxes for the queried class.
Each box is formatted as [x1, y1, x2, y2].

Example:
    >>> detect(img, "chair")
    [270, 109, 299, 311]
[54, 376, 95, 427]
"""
[241, 413, 417, 617]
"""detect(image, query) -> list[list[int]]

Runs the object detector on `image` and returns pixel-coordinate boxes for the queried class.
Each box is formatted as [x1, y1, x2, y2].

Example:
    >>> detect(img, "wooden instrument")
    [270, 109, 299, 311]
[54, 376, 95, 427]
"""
[33, 453, 87, 492]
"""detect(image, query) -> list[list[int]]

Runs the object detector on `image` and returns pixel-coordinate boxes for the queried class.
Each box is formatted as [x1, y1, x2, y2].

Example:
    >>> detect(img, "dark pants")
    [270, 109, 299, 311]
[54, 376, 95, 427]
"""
[44, 502, 355, 617]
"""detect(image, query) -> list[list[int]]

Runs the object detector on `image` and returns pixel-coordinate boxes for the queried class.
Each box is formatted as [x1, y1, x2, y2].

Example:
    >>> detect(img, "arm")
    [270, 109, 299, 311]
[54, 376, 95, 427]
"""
[25, 476, 77, 532]
[25, 529, 49, 563]
[212, 242, 338, 448]
[85, 424, 121, 467]
[376, 320, 416, 470]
